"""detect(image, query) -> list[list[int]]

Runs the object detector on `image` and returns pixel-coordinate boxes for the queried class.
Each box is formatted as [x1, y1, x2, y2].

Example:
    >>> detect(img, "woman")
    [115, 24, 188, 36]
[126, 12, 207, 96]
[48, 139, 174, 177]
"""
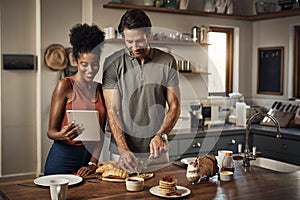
[44, 23, 106, 176]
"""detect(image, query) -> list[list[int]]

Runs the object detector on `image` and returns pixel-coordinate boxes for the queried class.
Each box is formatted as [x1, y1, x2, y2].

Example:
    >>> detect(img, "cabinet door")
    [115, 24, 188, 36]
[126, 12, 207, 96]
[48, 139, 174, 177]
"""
[179, 137, 215, 158]
[253, 134, 300, 165]
[215, 134, 245, 155]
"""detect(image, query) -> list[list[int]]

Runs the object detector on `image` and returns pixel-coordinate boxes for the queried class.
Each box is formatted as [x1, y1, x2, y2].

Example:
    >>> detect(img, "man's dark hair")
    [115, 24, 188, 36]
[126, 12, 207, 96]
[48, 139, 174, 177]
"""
[69, 23, 105, 60]
[118, 9, 152, 34]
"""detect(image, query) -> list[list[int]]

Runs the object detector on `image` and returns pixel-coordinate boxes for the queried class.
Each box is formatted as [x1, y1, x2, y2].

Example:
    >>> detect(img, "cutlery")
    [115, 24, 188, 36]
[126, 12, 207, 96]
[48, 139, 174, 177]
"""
[289, 105, 296, 112]
[279, 104, 286, 112]
[285, 104, 291, 112]
[263, 101, 277, 123]
[275, 101, 282, 111]
[137, 154, 154, 173]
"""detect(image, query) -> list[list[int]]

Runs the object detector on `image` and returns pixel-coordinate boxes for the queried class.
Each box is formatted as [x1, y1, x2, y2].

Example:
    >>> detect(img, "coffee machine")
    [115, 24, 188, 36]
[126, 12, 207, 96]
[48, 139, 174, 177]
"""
[200, 96, 230, 126]
[190, 102, 203, 129]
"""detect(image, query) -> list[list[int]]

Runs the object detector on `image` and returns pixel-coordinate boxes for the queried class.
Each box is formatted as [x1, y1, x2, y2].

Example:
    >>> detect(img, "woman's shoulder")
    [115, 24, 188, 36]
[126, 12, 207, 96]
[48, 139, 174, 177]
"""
[55, 77, 74, 92]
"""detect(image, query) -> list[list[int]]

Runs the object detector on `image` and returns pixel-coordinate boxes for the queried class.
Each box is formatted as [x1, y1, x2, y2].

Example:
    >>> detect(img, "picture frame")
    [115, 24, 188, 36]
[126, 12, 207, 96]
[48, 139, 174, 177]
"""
[257, 46, 284, 95]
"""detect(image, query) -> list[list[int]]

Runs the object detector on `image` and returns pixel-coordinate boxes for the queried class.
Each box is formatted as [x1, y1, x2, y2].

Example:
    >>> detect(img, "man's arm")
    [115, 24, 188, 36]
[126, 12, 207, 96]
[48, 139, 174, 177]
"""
[103, 88, 138, 171]
[150, 85, 181, 157]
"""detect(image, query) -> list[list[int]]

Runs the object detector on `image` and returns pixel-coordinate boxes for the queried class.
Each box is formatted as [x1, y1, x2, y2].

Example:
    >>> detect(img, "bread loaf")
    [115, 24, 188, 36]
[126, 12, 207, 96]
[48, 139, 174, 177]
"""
[198, 154, 219, 177]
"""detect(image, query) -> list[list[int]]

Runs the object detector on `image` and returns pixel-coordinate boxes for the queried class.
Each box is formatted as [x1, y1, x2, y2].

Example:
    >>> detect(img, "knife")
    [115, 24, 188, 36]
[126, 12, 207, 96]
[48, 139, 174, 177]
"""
[279, 104, 286, 112]
[275, 102, 282, 111]
[285, 104, 291, 112]
[263, 101, 277, 123]
[137, 154, 154, 173]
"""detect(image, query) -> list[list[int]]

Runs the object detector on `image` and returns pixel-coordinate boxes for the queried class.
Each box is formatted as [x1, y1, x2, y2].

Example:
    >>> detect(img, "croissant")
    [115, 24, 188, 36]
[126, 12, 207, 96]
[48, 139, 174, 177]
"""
[95, 160, 118, 174]
[101, 167, 129, 179]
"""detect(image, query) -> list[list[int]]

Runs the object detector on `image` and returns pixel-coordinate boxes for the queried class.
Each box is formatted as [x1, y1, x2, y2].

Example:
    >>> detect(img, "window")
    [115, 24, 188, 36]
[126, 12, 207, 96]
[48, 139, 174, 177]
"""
[207, 27, 234, 96]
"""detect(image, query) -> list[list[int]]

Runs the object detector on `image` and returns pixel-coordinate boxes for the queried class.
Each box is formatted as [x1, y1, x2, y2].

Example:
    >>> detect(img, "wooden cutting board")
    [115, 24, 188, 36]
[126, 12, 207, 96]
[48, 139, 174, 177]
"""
[87, 172, 154, 183]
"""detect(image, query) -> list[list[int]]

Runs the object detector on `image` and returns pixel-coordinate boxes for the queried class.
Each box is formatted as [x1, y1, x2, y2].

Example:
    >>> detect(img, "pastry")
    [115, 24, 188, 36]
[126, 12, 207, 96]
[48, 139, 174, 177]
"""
[102, 167, 129, 179]
[95, 160, 118, 174]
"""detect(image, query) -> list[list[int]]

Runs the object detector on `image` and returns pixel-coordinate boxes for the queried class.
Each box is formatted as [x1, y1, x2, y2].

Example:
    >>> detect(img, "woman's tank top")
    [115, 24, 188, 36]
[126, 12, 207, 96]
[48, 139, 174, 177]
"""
[61, 77, 106, 146]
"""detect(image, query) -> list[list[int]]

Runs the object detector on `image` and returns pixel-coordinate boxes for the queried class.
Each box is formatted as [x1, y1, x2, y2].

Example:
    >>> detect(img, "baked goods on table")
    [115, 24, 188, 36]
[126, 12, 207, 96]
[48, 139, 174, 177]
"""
[186, 160, 200, 184]
[158, 175, 178, 196]
[197, 154, 219, 178]
[101, 168, 129, 179]
[94, 160, 153, 182]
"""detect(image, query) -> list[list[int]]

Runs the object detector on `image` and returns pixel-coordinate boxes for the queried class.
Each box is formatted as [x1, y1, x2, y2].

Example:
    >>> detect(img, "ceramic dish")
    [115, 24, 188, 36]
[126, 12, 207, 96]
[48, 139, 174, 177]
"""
[220, 171, 234, 181]
[149, 185, 191, 198]
[34, 174, 83, 186]
[180, 157, 198, 165]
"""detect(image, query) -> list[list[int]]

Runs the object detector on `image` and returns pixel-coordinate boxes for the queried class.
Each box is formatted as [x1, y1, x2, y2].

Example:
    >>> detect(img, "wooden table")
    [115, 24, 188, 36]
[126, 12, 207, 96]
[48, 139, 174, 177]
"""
[1, 162, 300, 200]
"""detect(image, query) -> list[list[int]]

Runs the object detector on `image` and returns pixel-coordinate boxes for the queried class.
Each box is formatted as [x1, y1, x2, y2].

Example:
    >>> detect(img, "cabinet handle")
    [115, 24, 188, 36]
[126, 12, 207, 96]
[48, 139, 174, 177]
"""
[192, 142, 201, 148]
[281, 143, 288, 149]
[228, 139, 236, 145]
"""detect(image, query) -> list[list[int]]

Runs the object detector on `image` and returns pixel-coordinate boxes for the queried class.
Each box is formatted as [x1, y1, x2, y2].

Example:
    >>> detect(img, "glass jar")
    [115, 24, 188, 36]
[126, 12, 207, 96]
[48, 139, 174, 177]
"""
[221, 152, 235, 173]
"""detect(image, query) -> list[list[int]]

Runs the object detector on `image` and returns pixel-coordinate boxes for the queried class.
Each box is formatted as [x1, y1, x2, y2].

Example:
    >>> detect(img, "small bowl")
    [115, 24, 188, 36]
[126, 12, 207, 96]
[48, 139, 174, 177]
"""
[125, 177, 144, 192]
[220, 171, 234, 181]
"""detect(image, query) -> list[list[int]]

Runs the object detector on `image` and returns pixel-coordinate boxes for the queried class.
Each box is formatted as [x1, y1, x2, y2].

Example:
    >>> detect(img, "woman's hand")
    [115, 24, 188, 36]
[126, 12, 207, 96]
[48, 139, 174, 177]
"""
[58, 121, 84, 141]
[76, 165, 97, 177]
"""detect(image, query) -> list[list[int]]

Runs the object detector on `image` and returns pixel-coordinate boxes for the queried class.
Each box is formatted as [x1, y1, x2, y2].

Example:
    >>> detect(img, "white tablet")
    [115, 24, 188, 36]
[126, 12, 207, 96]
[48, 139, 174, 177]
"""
[66, 110, 101, 141]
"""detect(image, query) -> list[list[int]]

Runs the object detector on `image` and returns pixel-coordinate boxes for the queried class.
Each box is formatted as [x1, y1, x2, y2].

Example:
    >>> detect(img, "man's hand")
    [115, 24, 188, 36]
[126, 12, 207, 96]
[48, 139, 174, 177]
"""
[150, 135, 167, 158]
[118, 150, 138, 172]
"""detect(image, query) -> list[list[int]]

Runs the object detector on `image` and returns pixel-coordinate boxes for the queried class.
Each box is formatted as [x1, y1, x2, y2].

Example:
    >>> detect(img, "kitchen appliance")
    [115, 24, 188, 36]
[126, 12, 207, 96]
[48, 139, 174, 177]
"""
[190, 102, 203, 129]
[201, 96, 230, 126]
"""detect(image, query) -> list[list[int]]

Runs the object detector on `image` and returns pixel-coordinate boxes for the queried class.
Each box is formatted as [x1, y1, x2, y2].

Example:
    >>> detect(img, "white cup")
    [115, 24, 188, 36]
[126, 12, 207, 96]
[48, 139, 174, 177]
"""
[49, 178, 69, 200]
[104, 27, 115, 39]
[125, 177, 144, 192]
[179, 0, 189, 9]
[218, 150, 233, 168]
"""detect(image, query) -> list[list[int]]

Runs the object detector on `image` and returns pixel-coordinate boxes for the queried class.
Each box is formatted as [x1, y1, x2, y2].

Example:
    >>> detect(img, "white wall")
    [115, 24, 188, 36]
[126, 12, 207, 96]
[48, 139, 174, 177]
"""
[1, 0, 37, 176]
[251, 16, 300, 107]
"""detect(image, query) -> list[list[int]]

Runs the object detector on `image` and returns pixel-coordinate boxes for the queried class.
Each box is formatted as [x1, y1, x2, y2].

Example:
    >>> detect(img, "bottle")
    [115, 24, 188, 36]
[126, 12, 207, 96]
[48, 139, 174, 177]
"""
[236, 102, 246, 127]
[221, 152, 235, 173]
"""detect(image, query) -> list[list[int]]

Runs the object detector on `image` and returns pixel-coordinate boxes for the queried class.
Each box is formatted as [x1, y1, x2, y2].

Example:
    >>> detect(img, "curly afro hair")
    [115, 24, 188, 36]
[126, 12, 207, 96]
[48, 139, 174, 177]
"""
[69, 23, 105, 60]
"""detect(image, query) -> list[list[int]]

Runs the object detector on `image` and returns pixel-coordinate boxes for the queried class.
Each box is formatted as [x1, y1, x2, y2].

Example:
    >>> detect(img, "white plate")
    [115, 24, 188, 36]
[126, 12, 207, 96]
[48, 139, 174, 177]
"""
[34, 174, 83, 186]
[149, 185, 191, 198]
[180, 157, 197, 165]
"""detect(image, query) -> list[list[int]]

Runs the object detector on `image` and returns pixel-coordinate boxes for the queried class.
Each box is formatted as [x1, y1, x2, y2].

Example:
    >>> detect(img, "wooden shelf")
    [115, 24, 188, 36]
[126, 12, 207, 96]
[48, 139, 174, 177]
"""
[105, 38, 200, 46]
[103, 3, 300, 21]
[180, 71, 210, 76]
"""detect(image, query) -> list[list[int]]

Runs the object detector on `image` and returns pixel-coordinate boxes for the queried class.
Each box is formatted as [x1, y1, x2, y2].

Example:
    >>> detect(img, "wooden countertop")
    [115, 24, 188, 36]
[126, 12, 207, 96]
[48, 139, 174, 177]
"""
[1, 162, 299, 200]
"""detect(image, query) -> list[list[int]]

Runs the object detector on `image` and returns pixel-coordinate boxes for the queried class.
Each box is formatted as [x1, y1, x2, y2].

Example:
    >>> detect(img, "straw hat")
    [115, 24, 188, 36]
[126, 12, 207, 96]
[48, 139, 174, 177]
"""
[44, 44, 68, 70]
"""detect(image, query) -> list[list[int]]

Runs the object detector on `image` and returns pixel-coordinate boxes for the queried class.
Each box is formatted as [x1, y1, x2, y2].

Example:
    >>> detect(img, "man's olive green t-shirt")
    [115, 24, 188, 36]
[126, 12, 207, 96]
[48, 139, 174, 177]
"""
[102, 48, 179, 154]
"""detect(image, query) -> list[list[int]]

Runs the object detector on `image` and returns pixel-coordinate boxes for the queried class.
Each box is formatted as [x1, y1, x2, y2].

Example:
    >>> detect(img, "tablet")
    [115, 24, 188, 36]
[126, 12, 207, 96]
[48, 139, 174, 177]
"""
[66, 110, 101, 141]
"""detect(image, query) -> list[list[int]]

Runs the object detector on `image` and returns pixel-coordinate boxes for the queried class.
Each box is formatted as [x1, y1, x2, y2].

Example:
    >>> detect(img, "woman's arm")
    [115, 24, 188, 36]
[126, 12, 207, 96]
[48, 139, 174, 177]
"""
[47, 79, 82, 141]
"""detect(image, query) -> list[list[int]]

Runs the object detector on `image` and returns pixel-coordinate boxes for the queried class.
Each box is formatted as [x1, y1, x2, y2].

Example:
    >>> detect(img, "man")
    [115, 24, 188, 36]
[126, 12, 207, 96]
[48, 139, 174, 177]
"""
[102, 9, 181, 171]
